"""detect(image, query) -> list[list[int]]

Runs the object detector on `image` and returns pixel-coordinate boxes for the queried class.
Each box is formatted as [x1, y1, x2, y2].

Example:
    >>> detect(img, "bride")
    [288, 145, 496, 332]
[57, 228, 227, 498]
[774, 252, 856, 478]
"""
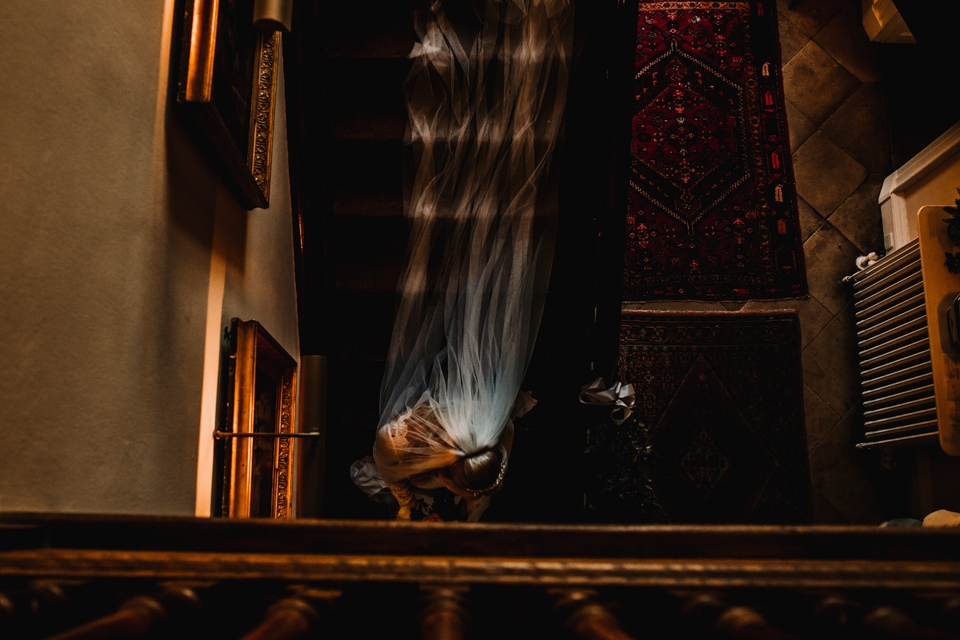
[351, 0, 574, 521]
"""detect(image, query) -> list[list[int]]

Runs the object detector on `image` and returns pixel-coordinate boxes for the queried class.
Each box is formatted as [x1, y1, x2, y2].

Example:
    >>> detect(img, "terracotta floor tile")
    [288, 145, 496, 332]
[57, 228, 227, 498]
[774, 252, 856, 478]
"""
[827, 173, 886, 255]
[821, 85, 892, 174]
[802, 223, 862, 315]
[785, 99, 816, 154]
[794, 131, 867, 217]
[796, 195, 824, 242]
[850, 495, 888, 526]
[811, 489, 850, 524]
[777, 0, 846, 39]
[808, 405, 879, 522]
[833, 299, 857, 330]
[777, 7, 810, 64]
[801, 314, 860, 414]
[782, 41, 859, 126]
[814, 2, 883, 83]
[802, 382, 842, 451]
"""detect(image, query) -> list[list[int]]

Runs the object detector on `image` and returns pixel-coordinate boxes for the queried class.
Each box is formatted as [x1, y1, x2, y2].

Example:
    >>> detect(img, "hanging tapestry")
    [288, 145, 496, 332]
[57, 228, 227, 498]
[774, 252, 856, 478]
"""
[623, 1, 807, 300]
[619, 310, 811, 523]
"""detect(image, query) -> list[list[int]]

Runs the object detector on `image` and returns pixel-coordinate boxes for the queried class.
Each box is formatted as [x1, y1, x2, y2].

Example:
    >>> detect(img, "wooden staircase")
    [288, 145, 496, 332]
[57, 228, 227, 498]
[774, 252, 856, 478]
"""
[285, 0, 625, 521]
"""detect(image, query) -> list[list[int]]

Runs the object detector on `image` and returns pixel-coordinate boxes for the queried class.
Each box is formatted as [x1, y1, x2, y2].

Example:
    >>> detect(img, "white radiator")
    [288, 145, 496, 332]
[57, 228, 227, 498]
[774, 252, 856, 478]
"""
[850, 239, 940, 449]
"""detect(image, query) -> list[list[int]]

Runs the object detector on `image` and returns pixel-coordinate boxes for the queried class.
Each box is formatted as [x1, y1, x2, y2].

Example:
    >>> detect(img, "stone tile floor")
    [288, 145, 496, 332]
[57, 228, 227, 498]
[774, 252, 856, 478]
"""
[626, 0, 899, 524]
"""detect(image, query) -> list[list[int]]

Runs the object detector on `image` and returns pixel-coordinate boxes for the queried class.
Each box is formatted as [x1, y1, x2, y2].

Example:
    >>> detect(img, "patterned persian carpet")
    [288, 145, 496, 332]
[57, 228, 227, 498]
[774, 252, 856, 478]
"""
[619, 310, 811, 523]
[623, 1, 807, 300]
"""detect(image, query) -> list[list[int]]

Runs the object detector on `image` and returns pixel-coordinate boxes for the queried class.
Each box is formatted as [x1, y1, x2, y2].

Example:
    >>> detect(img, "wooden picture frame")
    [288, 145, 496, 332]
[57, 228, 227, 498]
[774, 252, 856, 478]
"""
[176, 0, 279, 209]
[218, 319, 297, 518]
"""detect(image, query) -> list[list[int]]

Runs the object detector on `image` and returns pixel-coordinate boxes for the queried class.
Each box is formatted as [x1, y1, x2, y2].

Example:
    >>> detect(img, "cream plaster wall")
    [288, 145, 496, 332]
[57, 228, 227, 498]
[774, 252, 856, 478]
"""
[0, 0, 299, 515]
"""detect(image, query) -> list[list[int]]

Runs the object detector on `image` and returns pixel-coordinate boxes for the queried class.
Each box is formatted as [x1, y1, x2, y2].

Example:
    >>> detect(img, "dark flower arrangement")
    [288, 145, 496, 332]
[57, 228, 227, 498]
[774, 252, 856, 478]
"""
[581, 411, 663, 524]
[944, 189, 960, 274]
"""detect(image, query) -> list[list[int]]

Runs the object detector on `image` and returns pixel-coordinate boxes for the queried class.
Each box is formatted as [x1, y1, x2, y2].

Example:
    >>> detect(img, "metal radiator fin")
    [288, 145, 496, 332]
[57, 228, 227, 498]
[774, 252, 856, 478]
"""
[849, 239, 937, 448]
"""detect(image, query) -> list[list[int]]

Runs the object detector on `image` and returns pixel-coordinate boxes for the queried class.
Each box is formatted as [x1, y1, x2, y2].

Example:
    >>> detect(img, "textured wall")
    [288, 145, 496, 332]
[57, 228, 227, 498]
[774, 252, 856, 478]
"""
[0, 0, 299, 515]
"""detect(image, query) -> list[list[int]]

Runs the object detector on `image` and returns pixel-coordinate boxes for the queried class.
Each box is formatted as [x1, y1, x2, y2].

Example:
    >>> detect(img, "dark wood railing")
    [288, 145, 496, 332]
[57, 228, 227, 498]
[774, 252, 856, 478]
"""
[2, 514, 960, 639]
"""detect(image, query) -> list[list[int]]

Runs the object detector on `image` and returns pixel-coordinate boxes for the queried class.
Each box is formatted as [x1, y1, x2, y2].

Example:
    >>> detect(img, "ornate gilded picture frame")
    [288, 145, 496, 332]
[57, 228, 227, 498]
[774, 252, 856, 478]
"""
[216, 319, 297, 518]
[176, 0, 279, 209]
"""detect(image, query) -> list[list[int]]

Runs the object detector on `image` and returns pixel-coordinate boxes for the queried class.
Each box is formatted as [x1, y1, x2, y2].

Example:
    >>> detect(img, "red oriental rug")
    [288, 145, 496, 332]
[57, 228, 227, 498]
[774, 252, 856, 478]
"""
[618, 310, 811, 523]
[623, 1, 806, 300]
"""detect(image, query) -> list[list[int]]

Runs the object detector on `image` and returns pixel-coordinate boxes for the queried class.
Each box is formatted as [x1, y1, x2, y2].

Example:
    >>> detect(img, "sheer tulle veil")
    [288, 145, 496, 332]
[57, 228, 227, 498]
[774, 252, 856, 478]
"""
[375, 0, 574, 485]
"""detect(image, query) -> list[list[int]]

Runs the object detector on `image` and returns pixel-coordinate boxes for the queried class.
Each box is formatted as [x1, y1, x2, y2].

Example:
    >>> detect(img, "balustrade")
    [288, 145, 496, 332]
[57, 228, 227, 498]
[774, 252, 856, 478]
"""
[2, 515, 960, 639]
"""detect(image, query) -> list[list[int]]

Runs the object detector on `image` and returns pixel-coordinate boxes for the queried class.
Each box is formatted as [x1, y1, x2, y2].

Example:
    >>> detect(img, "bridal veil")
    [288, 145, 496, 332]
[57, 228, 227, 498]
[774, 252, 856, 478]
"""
[373, 0, 574, 486]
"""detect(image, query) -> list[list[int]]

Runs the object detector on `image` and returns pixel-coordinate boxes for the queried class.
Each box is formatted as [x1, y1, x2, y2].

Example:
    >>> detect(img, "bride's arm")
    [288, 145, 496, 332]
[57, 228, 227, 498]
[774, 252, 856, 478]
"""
[375, 423, 418, 520]
[387, 479, 417, 520]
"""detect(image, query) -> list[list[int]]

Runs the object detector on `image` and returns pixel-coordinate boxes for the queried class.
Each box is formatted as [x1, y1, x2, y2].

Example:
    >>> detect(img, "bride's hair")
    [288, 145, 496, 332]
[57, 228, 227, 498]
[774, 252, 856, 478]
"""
[444, 445, 508, 497]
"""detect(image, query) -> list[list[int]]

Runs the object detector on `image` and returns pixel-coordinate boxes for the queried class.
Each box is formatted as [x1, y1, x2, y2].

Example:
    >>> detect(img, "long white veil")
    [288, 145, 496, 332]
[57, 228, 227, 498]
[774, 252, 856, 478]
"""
[375, 0, 574, 485]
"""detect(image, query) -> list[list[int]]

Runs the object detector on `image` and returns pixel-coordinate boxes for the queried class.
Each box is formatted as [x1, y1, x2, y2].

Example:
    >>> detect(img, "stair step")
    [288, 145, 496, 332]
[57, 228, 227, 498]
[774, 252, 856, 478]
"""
[334, 191, 404, 218]
[325, 58, 409, 141]
[332, 291, 397, 362]
[326, 139, 405, 217]
[331, 359, 388, 431]
[324, 0, 415, 59]
[328, 22, 416, 59]
[332, 217, 408, 293]
[326, 140, 405, 182]
[330, 116, 406, 142]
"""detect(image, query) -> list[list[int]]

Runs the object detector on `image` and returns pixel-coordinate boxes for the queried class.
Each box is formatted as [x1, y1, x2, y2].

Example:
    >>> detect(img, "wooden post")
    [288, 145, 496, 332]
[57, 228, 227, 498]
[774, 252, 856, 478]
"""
[863, 605, 960, 640]
[551, 589, 635, 640]
[419, 586, 469, 640]
[239, 588, 338, 640]
[681, 593, 800, 640]
[240, 598, 320, 640]
[714, 606, 800, 640]
[41, 588, 199, 640]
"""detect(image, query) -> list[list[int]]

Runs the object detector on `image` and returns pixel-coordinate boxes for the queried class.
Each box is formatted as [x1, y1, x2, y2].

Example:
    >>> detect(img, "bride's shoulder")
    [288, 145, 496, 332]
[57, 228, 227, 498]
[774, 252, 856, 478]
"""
[378, 419, 408, 446]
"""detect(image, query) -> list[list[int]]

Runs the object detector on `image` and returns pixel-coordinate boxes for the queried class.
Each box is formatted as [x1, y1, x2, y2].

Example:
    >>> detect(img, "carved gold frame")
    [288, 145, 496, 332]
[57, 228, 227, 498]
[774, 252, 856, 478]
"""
[176, 0, 279, 209]
[224, 319, 297, 518]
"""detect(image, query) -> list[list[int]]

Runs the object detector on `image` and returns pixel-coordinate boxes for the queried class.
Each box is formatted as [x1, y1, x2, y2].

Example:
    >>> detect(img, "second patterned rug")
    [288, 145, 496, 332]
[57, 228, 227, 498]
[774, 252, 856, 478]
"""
[618, 310, 811, 523]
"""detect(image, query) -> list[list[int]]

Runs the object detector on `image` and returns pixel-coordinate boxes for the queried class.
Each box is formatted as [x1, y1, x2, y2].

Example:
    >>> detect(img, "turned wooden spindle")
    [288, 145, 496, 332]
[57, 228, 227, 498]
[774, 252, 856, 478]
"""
[419, 586, 470, 640]
[40, 587, 199, 640]
[551, 589, 635, 640]
[681, 593, 799, 640]
[863, 605, 960, 640]
[939, 595, 960, 631]
[713, 605, 800, 640]
[42, 596, 165, 640]
[811, 595, 850, 633]
[0, 591, 16, 621]
[240, 597, 321, 640]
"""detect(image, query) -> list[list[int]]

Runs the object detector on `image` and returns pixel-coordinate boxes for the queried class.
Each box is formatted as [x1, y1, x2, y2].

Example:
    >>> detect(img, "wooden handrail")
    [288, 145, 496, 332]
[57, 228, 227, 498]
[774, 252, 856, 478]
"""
[4, 548, 960, 591]
[5, 514, 960, 562]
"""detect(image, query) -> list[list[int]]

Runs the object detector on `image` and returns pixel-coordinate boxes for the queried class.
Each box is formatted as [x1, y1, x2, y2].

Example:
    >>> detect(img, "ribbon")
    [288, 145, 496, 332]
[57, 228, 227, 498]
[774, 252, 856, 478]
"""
[579, 377, 636, 425]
